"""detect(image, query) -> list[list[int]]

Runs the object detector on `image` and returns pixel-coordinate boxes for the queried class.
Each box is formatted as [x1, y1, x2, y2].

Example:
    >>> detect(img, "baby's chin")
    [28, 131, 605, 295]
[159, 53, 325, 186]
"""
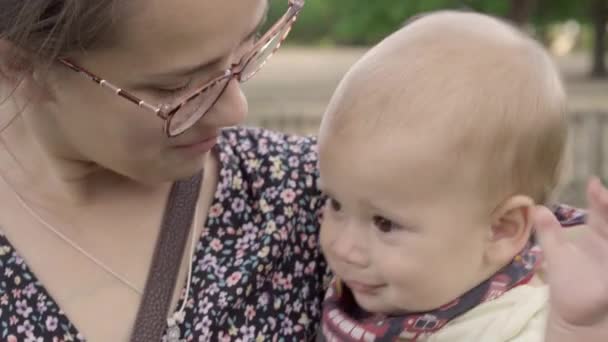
[351, 291, 414, 316]
[352, 290, 451, 316]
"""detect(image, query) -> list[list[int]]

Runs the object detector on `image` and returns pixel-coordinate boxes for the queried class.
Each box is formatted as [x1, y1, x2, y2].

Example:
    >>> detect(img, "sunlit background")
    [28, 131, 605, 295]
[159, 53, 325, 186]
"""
[243, 0, 608, 205]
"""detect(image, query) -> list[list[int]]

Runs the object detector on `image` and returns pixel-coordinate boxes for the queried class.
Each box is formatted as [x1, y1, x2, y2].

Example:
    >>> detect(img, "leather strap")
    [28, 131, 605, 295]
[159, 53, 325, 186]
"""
[130, 172, 203, 341]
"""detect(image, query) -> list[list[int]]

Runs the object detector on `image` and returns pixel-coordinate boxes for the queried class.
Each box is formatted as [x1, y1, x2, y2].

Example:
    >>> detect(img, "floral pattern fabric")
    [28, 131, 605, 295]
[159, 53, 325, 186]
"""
[0, 127, 331, 342]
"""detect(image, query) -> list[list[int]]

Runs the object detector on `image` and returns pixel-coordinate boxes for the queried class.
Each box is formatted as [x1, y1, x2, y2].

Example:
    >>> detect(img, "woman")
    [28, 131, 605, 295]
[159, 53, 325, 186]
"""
[0, 1, 327, 340]
[0, 1, 605, 341]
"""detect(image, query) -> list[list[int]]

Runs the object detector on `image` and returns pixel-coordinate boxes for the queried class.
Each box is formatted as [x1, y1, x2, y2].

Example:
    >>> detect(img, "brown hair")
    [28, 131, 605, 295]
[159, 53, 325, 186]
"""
[0, 1, 121, 64]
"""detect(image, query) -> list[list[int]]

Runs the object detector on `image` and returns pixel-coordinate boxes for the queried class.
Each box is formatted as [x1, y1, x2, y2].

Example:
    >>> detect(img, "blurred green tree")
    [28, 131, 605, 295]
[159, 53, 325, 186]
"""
[268, 0, 606, 77]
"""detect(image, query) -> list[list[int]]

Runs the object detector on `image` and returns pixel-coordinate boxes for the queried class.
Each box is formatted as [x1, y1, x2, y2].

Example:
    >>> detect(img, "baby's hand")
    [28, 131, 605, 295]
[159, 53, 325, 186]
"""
[535, 178, 608, 342]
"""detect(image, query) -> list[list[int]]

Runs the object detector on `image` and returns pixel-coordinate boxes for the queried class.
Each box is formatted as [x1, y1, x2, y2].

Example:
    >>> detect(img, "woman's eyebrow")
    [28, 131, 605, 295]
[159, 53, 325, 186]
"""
[146, 1, 270, 79]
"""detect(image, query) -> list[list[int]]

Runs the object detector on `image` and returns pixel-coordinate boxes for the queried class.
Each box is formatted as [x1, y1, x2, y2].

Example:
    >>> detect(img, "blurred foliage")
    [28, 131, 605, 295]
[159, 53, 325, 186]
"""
[265, 0, 598, 46]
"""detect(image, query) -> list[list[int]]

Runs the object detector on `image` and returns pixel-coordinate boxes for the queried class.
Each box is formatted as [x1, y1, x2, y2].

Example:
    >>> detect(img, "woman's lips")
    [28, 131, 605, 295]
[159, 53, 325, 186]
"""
[173, 135, 218, 154]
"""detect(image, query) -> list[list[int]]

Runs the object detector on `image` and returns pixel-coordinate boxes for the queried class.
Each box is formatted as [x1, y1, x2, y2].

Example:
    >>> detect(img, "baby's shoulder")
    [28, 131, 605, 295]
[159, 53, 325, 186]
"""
[427, 285, 548, 342]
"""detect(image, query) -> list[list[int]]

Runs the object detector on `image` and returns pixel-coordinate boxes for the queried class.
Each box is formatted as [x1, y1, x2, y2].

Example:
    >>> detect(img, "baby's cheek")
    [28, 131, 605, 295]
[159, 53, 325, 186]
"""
[319, 222, 337, 254]
[375, 250, 421, 280]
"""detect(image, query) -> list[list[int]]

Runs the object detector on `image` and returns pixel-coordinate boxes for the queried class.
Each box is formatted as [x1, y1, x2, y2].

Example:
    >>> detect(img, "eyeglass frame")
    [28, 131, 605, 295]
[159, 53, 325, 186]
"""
[57, 0, 305, 137]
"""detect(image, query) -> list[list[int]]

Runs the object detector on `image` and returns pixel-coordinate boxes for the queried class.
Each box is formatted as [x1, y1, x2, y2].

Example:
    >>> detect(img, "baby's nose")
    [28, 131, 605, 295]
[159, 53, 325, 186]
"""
[330, 230, 370, 268]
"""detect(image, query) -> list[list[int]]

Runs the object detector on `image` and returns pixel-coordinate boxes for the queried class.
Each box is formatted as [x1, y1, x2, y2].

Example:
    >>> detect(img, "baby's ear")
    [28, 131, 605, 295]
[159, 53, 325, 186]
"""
[484, 195, 535, 267]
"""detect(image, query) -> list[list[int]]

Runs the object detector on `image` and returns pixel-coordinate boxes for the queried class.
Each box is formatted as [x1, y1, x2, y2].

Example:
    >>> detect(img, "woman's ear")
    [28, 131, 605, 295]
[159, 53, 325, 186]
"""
[484, 195, 535, 267]
[0, 39, 53, 103]
[0, 39, 31, 84]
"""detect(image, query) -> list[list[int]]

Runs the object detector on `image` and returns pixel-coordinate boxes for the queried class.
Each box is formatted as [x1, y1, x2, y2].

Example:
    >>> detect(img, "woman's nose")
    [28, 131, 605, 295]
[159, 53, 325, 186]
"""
[197, 78, 248, 129]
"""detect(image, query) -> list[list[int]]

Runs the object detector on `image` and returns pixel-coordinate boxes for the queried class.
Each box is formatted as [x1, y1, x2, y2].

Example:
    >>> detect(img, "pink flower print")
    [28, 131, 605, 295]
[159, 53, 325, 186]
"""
[218, 293, 228, 308]
[23, 283, 36, 298]
[307, 235, 318, 249]
[253, 178, 264, 189]
[227, 272, 242, 287]
[304, 261, 316, 275]
[280, 189, 296, 204]
[14, 255, 24, 265]
[16, 299, 32, 318]
[288, 156, 299, 168]
[194, 315, 213, 332]
[221, 211, 233, 224]
[218, 332, 232, 342]
[239, 325, 256, 340]
[209, 204, 224, 218]
[284, 275, 294, 290]
[17, 319, 34, 335]
[268, 317, 277, 330]
[258, 293, 269, 307]
[197, 296, 213, 314]
[245, 305, 256, 321]
[305, 175, 314, 187]
[11, 288, 21, 299]
[25, 335, 43, 342]
[210, 238, 223, 252]
[279, 228, 289, 241]
[46, 316, 59, 331]
[281, 319, 294, 335]
[232, 198, 245, 214]
[294, 262, 304, 277]
[294, 301, 303, 313]
[36, 300, 48, 315]
[290, 143, 302, 154]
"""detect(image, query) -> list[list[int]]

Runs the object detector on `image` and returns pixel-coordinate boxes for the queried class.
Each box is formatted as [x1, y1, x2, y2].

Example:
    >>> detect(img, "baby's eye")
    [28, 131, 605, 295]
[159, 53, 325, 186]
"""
[373, 216, 398, 233]
[328, 198, 342, 212]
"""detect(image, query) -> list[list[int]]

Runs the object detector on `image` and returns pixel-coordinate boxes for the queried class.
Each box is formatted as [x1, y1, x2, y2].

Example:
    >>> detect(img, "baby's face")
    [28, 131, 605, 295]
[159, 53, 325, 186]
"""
[318, 111, 493, 314]
[317, 9, 552, 315]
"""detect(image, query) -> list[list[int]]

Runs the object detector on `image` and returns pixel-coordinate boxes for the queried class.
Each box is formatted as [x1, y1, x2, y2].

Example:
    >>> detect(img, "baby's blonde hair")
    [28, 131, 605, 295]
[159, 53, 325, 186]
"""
[321, 10, 567, 208]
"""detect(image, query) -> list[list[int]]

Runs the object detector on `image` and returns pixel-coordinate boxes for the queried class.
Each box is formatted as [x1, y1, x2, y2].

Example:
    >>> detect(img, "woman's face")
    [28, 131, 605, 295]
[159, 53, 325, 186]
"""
[25, 0, 268, 183]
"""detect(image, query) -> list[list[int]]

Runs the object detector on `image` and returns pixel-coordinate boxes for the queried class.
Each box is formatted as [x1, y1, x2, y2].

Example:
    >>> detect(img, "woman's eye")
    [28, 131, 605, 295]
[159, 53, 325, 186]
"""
[373, 216, 397, 233]
[252, 32, 262, 44]
[233, 33, 260, 63]
[155, 84, 189, 95]
[328, 198, 342, 212]
[245, 32, 261, 48]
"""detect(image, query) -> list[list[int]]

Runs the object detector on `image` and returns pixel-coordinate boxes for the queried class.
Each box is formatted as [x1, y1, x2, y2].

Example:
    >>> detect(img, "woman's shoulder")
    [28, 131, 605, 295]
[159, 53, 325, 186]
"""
[218, 126, 318, 159]
[217, 126, 320, 189]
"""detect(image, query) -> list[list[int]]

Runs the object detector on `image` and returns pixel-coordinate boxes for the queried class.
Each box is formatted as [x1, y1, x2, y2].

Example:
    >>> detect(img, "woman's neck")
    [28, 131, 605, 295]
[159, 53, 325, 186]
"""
[0, 107, 161, 208]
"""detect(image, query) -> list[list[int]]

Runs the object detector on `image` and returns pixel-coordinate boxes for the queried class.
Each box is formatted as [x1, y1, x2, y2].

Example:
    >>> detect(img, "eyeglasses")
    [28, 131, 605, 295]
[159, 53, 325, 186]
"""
[58, 0, 305, 137]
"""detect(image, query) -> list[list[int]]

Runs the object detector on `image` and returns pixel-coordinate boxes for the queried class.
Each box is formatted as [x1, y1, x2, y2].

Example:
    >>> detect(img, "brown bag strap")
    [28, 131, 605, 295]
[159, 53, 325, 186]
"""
[130, 172, 203, 342]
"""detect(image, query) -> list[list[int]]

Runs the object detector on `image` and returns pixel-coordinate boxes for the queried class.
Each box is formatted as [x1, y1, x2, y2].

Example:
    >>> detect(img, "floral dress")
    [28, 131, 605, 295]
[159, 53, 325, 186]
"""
[0, 127, 332, 341]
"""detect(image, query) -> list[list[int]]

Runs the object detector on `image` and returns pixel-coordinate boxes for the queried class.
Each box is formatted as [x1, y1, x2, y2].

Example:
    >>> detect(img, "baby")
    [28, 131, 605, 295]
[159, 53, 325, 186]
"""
[317, 11, 570, 341]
